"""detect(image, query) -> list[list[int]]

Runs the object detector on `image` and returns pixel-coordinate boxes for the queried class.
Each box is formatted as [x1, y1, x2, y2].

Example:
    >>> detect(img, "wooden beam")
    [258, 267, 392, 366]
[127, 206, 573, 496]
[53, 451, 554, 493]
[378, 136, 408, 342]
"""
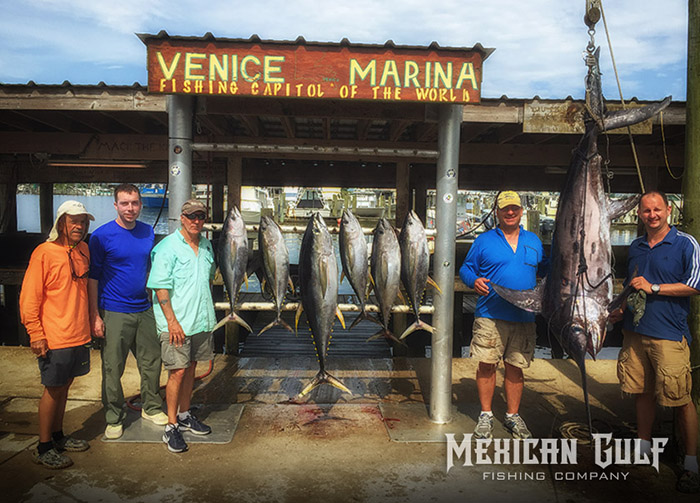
[227, 156, 242, 210]
[389, 120, 411, 142]
[356, 119, 371, 140]
[280, 116, 295, 138]
[0, 88, 165, 112]
[395, 161, 410, 228]
[40, 183, 53, 234]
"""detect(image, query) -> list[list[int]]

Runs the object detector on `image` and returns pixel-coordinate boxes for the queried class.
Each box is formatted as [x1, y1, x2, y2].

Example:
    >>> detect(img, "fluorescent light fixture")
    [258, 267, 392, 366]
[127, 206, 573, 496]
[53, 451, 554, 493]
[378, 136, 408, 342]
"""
[47, 161, 147, 169]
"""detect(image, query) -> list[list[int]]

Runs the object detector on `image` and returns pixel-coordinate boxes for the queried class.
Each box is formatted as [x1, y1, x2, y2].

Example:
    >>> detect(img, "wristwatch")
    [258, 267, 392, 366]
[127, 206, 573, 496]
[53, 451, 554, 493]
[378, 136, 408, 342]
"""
[650, 284, 660, 294]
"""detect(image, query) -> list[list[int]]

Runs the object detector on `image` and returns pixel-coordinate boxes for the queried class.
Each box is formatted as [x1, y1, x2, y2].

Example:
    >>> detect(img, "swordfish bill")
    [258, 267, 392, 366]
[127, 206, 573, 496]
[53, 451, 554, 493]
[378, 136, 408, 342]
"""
[491, 47, 670, 435]
[296, 212, 350, 397]
[213, 206, 252, 334]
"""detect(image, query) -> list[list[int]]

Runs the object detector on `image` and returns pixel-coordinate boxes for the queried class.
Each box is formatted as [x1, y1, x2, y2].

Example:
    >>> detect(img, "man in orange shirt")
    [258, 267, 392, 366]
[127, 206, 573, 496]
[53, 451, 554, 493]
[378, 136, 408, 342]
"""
[20, 200, 94, 469]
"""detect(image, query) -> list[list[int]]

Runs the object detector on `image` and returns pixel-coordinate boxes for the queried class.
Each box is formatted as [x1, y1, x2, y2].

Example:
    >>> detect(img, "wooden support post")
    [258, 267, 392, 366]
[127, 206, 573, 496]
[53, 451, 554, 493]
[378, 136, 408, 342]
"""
[0, 179, 18, 234]
[40, 183, 53, 235]
[395, 161, 410, 228]
[413, 179, 428, 223]
[683, 0, 700, 421]
[227, 155, 242, 210]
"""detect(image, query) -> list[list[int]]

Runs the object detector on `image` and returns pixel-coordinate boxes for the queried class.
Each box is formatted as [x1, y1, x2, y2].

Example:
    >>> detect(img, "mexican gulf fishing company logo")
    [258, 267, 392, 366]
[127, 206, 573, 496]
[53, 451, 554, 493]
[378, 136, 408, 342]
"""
[445, 433, 668, 481]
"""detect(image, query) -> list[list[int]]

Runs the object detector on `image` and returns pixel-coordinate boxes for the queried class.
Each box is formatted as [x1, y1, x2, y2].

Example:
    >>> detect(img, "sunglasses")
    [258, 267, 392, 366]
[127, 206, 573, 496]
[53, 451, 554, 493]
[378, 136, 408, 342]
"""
[67, 246, 89, 280]
[183, 212, 207, 222]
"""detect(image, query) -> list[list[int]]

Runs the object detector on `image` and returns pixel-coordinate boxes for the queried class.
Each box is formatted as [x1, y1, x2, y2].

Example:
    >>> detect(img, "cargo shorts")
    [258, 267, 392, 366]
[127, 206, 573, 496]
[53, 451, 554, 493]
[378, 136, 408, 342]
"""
[159, 331, 214, 371]
[470, 317, 536, 368]
[617, 329, 692, 407]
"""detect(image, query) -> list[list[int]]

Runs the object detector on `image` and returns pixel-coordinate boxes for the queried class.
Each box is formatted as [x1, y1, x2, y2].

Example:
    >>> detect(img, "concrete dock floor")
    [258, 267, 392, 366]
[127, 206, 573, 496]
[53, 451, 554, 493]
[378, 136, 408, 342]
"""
[0, 346, 697, 503]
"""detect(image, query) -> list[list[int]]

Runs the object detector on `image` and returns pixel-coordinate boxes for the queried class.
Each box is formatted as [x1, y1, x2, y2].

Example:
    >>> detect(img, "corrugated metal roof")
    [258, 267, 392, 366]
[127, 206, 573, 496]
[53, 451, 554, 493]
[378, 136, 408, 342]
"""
[136, 31, 495, 60]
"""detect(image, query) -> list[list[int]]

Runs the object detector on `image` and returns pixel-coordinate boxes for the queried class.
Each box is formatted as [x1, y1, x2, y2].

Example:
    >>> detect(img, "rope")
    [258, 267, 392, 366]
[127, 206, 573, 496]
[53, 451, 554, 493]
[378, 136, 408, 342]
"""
[660, 111, 684, 180]
[598, 0, 645, 193]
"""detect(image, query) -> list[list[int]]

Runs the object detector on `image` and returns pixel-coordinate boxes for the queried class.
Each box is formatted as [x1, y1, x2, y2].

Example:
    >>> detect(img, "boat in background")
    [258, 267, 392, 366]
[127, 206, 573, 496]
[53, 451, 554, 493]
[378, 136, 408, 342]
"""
[139, 184, 168, 208]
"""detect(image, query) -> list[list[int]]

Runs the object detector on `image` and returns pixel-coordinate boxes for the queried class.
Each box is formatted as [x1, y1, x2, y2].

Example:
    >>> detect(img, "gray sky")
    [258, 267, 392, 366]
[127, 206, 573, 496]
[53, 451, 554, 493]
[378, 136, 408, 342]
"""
[0, 0, 688, 100]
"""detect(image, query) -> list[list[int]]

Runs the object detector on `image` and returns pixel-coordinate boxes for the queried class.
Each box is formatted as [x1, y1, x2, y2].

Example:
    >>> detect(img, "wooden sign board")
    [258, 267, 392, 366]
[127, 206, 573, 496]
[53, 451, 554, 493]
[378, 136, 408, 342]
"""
[524, 101, 653, 134]
[146, 39, 484, 104]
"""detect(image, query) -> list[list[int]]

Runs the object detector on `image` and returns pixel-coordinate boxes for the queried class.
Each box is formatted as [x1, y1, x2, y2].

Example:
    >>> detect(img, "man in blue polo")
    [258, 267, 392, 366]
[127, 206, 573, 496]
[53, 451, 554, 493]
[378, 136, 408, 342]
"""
[147, 199, 216, 453]
[460, 191, 547, 440]
[89, 184, 167, 440]
[616, 190, 699, 494]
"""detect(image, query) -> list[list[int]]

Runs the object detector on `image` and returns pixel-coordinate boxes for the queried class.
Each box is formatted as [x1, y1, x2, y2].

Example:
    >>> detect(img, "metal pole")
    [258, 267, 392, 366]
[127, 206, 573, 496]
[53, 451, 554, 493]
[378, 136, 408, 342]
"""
[167, 95, 194, 233]
[430, 104, 462, 424]
[683, 0, 700, 414]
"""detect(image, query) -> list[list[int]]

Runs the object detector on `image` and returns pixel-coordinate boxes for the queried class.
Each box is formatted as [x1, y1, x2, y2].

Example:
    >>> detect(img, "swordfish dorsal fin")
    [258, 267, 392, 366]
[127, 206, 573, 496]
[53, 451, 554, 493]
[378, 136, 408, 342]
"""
[607, 194, 641, 221]
[602, 96, 671, 131]
[491, 281, 546, 314]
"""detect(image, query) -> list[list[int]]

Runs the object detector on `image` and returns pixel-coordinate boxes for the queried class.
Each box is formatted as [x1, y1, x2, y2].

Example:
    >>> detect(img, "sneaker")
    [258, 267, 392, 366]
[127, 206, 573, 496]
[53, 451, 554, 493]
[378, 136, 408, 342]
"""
[141, 410, 169, 426]
[162, 425, 188, 453]
[53, 435, 89, 452]
[104, 424, 123, 440]
[474, 413, 494, 439]
[504, 413, 532, 439]
[32, 448, 73, 469]
[177, 411, 212, 436]
[677, 470, 700, 494]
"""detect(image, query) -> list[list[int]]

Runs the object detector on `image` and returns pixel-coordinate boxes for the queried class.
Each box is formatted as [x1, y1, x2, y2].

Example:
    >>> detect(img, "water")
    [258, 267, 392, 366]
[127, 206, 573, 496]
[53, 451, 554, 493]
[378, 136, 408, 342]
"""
[16, 194, 170, 235]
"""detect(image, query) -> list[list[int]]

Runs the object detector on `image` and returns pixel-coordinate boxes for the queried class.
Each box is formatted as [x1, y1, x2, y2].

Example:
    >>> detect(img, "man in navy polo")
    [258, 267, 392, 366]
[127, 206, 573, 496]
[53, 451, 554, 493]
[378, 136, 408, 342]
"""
[616, 190, 699, 494]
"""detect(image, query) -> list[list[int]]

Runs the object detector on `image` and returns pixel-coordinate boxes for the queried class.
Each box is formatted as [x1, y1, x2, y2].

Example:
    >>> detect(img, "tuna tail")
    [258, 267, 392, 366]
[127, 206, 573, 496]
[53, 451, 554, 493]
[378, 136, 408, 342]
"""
[212, 311, 253, 333]
[348, 308, 381, 331]
[491, 281, 546, 313]
[367, 325, 407, 346]
[298, 370, 352, 397]
[399, 318, 436, 340]
[602, 96, 671, 131]
[257, 315, 294, 336]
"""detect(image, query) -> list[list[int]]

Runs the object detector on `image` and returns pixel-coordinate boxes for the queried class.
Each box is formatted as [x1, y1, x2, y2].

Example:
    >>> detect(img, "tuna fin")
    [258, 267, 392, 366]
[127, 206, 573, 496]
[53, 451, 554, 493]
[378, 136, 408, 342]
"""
[244, 273, 249, 290]
[491, 281, 545, 313]
[368, 272, 375, 287]
[212, 312, 252, 334]
[339, 270, 345, 284]
[427, 276, 442, 295]
[258, 316, 295, 336]
[602, 96, 671, 131]
[260, 277, 267, 295]
[348, 309, 380, 330]
[320, 262, 328, 298]
[367, 328, 407, 346]
[607, 195, 641, 221]
[288, 277, 296, 295]
[397, 290, 406, 304]
[399, 319, 436, 339]
[336, 307, 346, 329]
[294, 304, 304, 336]
[297, 370, 352, 397]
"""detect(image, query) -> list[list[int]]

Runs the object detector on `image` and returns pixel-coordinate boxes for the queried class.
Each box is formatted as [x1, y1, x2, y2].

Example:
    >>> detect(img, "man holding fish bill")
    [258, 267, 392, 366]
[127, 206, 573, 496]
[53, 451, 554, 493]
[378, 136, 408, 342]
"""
[611, 191, 699, 494]
[147, 199, 216, 453]
[459, 191, 548, 441]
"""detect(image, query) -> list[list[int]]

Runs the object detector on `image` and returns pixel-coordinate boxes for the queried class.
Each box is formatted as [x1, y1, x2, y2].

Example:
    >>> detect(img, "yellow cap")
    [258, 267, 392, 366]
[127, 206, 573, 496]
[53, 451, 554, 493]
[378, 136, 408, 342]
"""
[496, 191, 522, 209]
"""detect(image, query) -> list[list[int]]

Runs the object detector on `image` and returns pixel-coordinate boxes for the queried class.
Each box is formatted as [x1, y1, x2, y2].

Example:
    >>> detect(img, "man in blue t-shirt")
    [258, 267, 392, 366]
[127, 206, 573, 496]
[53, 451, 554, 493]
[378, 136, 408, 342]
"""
[88, 184, 167, 440]
[613, 191, 699, 494]
[460, 191, 547, 441]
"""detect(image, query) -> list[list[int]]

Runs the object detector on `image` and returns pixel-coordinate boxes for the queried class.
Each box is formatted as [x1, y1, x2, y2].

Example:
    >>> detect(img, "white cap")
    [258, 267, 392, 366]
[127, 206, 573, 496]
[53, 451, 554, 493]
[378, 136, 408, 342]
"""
[47, 200, 95, 242]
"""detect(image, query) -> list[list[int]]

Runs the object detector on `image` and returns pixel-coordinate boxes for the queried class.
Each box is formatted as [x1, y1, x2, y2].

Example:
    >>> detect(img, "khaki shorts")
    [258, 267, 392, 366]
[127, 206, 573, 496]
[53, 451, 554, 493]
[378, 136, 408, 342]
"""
[617, 329, 692, 407]
[470, 317, 536, 368]
[159, 331, 214, 370]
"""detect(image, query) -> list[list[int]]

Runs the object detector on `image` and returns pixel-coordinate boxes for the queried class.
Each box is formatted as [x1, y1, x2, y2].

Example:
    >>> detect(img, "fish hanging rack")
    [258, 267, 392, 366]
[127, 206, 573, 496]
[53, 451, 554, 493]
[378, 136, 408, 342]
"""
[204, 223, 437, 236]
[213, 301, 434, 314]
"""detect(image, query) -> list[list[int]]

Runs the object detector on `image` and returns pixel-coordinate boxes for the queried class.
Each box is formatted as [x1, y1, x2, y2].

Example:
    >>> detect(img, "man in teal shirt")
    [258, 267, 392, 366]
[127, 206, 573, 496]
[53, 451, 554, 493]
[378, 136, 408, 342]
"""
[147, 199, 216, 453]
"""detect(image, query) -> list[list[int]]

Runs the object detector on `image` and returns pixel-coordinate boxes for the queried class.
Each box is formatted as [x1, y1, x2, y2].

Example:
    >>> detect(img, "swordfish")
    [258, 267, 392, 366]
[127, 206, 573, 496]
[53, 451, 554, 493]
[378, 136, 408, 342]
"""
[492, 47, 670, 434]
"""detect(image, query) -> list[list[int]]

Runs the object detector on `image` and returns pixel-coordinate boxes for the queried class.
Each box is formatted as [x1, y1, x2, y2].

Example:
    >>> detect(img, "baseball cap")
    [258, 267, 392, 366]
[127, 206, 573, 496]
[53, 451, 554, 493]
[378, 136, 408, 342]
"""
[47, 200, 95, 242]
[181, 199, 207, 215]
[496, 191, 522, 209]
